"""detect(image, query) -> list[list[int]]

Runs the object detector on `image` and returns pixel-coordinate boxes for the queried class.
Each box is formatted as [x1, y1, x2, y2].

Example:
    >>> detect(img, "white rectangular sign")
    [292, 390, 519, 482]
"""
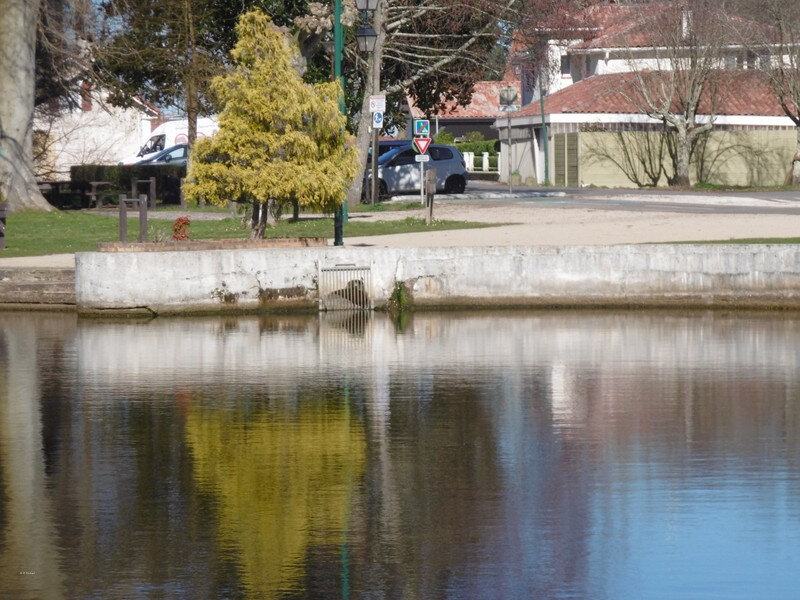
[415, 154, 430, 163]
[369, 95, 386, 113]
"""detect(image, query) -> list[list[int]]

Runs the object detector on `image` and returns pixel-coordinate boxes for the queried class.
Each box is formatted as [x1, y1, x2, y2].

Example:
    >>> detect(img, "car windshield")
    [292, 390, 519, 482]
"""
[378, 145, 412, 166]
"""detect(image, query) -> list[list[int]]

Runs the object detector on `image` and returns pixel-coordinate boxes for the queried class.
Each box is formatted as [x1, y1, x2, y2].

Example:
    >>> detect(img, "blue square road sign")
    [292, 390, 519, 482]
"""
[414, 120, 430, 137]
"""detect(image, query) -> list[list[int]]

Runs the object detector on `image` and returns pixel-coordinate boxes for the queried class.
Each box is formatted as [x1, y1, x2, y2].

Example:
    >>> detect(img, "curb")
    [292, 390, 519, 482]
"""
[391, 191, 567, 202]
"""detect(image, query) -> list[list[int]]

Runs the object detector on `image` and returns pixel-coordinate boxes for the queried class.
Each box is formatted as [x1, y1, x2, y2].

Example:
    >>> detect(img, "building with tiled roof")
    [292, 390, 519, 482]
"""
[408, 80, 522, 140]
[494, 2, 796, 188]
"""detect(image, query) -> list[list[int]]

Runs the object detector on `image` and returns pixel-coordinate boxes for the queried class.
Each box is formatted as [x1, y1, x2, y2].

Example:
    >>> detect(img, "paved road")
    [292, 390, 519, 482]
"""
[457, 181, 800, 215]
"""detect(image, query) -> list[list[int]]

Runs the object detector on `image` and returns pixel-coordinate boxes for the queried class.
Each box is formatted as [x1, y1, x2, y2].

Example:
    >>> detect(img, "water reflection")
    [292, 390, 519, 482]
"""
[0, 310, 799, 599]
[185, 400, 365, 596]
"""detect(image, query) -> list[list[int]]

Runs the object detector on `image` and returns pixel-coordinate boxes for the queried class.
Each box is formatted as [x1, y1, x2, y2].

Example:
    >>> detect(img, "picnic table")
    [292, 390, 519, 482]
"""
[86, 181, 114, 208]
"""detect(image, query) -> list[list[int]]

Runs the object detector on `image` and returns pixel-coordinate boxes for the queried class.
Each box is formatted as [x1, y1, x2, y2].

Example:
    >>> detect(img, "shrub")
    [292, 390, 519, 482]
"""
[172, 216, 190, 240]
[434, 130, 455, 145]
[455, 139, 500, 156]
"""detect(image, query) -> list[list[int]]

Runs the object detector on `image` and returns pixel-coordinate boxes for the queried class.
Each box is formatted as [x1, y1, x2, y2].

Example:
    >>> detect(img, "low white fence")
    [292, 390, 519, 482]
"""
[463, 152, 496, 173]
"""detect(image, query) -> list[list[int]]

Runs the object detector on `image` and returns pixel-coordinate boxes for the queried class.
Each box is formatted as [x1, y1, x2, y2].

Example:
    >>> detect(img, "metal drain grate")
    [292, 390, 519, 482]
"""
[318, 264, 373, 311]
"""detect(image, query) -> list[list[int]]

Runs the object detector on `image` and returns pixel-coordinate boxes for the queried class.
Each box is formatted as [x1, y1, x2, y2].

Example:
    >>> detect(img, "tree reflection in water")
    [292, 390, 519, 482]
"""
[185, 399, 365, 597]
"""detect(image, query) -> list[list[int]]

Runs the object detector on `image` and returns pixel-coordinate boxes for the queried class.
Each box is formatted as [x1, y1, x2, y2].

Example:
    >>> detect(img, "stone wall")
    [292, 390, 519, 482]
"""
[75, 245, 800, 314]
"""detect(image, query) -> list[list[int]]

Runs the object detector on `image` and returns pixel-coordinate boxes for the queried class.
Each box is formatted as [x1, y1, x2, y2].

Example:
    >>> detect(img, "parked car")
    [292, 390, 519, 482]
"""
[122, 117, 218, 164]
[366, 143, 467, 199]
[365, 139, 412, 164]
[135, 144, 188, 167]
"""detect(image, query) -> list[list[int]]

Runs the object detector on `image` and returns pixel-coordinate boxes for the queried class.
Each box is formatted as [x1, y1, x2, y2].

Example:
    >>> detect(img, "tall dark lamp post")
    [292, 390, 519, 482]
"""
[333, 0, 378, 246]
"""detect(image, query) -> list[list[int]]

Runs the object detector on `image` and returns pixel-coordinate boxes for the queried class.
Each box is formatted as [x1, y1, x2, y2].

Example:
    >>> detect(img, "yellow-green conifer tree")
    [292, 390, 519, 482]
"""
[183, 10, 358, 237]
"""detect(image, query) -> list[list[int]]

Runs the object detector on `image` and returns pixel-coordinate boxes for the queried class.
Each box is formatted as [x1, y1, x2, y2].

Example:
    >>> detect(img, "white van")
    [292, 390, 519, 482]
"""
[123, 117, 219, 164]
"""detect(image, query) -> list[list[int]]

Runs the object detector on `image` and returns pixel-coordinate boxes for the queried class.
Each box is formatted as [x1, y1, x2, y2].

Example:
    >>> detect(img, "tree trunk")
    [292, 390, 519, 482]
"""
[792, 127, 800, 187]
[184, 0, 198, 149]
[250, 199, 267, 239]
[674, 128, 691, 187]
[265, 198, 277, 227]
[0, 0, 53, 212]
[186, 75, 198, 150]
[346, 0, 386, 206]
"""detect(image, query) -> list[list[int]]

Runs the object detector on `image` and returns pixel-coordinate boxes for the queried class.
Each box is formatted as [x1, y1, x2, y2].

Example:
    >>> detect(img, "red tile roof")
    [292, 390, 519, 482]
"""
[514, 71, 785, 118]
[571, 2, 659, 50]
[410, 80, 522, 120]
[566, 2, 763, 51]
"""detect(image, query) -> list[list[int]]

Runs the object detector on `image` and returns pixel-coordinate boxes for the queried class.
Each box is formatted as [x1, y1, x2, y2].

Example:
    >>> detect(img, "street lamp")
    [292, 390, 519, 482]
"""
[356, 26, 378, 53]
[333, 0, 378, 246]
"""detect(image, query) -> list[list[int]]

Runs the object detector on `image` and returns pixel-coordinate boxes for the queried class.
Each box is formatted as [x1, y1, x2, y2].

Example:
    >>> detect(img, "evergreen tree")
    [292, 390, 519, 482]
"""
[183, 10, 358, 238]
[96, 0, 236, 147]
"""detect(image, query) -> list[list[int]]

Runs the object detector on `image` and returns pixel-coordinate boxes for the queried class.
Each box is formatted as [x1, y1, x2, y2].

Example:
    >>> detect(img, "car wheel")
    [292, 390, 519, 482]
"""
[444, 175, 466, 194]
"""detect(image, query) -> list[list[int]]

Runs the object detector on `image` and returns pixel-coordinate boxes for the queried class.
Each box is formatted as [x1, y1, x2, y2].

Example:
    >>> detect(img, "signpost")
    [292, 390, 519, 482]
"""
[369, 94, 386, 113]
[412, 137, 431, 155]
[499, 85, 520, 193]
[414, 119, 430, 137]
[413, 136, 432, 204]
[369, 95, 386, 206]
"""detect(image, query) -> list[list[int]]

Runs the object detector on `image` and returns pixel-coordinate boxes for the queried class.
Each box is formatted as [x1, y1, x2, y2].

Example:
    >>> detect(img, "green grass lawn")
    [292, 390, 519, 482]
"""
[691, 182, 799, 193]
[671, 237, 800, 244]
[0, 210, 494, 258]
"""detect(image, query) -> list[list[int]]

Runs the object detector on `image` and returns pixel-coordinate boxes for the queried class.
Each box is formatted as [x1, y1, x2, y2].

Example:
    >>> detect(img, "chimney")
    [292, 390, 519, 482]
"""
[681, 8, 692, 40]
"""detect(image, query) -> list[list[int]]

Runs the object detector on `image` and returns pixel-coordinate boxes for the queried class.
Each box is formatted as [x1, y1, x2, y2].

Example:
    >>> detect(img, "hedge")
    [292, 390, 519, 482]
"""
[455, 140, 500, 156]
[70, 164, 186, 204]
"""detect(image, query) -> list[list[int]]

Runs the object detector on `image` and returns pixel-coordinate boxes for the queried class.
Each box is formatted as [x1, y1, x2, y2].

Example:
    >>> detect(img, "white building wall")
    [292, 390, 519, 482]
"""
[35, 91, 156, 180]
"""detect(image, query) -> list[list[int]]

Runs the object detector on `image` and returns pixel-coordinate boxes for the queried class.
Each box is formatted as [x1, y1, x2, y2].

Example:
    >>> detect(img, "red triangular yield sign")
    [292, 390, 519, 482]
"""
[413, 138, 431, 154]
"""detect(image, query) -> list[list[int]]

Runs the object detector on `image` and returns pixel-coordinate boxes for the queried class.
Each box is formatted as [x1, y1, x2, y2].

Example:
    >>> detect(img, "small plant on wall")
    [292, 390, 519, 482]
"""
[172, 216, 190, 240]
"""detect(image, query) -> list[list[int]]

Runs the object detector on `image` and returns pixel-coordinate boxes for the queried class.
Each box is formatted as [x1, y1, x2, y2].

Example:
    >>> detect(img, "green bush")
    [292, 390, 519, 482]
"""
[455, 139, 500, 156]
[464, 131, 485, 142]
[434, 130, 455, 145]
[70, 164, 186, 204]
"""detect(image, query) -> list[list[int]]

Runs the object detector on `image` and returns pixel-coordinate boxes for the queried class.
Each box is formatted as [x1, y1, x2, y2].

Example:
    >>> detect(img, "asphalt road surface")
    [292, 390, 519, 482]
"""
[459, 180, 800, 215]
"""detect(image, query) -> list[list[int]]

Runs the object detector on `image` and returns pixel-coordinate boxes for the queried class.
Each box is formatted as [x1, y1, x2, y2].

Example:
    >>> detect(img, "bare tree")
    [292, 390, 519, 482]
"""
[731, 0, 800, 185]
[0, 0, 53, 211]
[619, 1, 729, 187]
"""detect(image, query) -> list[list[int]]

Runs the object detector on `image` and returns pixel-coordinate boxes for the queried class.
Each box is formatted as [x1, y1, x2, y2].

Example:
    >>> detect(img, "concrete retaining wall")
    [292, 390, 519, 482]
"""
[75, 245, 800, 314]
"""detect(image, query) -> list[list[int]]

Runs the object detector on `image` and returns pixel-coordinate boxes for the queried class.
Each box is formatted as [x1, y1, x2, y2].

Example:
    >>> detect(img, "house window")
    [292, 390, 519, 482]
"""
[759, 53, 771, 69]
[724, 55, 736, 70]
[560, 55, 571, 76]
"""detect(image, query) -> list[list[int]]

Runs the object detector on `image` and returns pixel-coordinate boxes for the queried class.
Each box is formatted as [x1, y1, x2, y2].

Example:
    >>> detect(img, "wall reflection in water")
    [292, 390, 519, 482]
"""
[0, 310, 799, 599]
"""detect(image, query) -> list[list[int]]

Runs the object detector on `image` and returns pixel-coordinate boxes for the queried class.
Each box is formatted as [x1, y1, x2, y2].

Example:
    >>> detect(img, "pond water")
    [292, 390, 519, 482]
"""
[0, 310, 799, 599]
